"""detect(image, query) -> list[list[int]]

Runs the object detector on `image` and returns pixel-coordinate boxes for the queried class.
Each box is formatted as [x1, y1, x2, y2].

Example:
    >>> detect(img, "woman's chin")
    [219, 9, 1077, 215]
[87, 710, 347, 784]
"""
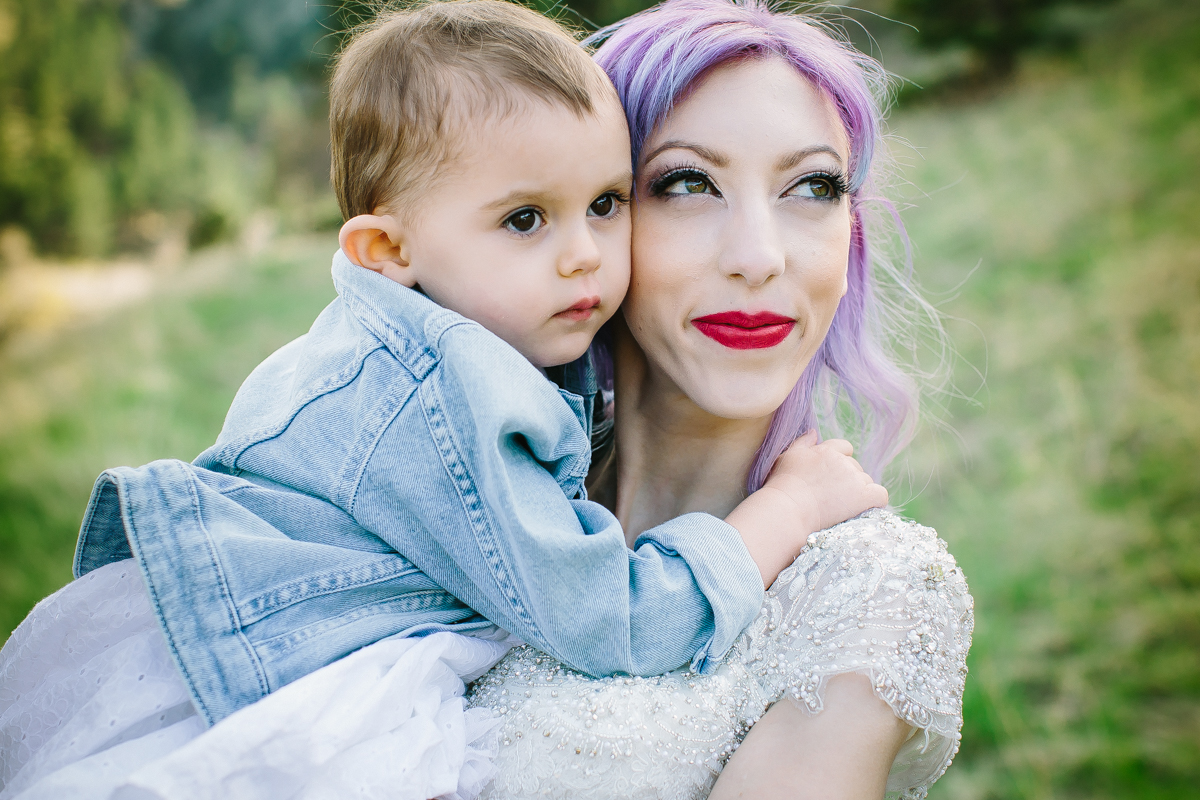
[685, 380, 796, 422]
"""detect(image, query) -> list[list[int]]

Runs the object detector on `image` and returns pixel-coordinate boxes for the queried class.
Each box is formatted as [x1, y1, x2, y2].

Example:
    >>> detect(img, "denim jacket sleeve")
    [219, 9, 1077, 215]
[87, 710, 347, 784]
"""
[351, 317, 764, 677]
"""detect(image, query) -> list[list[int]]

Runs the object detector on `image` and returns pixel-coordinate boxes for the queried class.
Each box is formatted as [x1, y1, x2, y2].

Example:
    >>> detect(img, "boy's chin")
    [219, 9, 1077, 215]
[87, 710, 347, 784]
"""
[519, 322, 607, 369]
[525, 340, 594, 370]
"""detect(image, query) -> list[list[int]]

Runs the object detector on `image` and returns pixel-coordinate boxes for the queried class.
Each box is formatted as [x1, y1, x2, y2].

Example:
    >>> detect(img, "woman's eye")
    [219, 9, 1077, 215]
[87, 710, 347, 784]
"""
[504, 208, 544, 234]
[663, 175, 712, 195]
[787, 176, 843, 200]
[588, 193, 620, 218]
[648, 167, 719, 198]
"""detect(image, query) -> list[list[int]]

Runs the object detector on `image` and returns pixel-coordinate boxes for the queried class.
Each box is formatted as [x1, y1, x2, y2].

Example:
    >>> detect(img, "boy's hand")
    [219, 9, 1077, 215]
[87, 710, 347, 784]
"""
[762, 430, 888, 535]
[725, 430, 887, 588]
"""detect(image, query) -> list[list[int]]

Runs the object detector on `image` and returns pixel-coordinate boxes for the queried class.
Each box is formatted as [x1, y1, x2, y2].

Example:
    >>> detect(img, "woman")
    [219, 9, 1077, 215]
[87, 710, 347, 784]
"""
[0, 1, 970, 798]
[467, 2, 971, 798]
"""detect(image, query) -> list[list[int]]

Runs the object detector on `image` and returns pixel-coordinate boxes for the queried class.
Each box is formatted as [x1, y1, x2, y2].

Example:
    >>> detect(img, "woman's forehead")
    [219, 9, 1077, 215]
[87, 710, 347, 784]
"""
[643, 57, 851, 166]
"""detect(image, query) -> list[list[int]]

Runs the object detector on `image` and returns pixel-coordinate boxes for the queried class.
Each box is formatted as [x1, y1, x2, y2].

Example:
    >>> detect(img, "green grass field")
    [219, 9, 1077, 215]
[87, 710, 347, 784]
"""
[894, 5, 1200, 797]
[1, 3, 1196, 797]
[0, 237, 339, 636]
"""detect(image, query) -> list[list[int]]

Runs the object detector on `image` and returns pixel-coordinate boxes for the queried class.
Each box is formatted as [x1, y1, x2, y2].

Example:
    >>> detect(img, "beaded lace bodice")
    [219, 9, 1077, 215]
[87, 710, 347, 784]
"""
[467, 509, 974, 800]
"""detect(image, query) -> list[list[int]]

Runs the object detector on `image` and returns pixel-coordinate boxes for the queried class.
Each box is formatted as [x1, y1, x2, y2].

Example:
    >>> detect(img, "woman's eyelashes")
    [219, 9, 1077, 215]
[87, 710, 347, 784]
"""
[648, 166, 719, 198]
[785, 170, 849, 201]
[646, 166, 848, 203]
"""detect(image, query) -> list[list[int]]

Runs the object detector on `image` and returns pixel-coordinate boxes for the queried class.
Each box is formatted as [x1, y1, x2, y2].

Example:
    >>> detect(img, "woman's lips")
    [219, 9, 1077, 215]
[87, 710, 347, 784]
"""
[692, 311, 796, 350]
[554, 296, 602, 323]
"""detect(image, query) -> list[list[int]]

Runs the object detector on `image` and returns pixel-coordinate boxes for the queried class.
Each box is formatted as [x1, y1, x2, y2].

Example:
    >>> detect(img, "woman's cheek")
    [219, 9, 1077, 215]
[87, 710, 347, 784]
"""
[629, 216, 694, 320]
[802, 217, 853, 312]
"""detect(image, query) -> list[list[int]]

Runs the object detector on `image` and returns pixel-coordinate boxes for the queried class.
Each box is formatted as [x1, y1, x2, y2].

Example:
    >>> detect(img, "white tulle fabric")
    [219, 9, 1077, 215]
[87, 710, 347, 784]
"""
[466, 509, 974, 800]
[0, 561, 203, 800]
[0, 561, 512, 800]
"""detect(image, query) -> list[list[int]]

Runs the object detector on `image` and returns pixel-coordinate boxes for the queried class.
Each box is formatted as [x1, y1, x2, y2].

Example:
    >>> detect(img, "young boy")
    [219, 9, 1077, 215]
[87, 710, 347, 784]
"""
[74, 0, 871, 726]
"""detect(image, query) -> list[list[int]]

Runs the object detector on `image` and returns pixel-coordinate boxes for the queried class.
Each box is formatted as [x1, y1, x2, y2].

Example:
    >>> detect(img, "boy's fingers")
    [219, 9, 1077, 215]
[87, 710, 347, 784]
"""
[824, 438, 854, 456]
[779, 431, 817, 461]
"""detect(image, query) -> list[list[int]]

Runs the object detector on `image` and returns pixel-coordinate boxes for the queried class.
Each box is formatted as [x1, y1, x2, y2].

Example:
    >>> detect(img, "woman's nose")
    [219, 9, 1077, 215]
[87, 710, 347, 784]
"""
[716, 201, 786, 286]
[557, 221, 603, 278]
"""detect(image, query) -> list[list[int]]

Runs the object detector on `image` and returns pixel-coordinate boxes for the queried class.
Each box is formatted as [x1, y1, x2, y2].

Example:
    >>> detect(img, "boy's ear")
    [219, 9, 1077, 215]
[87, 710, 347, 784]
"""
[338, 213, 418, 287]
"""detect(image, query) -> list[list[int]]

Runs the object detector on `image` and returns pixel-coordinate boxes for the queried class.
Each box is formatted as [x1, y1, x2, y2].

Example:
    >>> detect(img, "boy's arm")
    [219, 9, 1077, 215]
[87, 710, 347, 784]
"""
[353, 329, 763, 678]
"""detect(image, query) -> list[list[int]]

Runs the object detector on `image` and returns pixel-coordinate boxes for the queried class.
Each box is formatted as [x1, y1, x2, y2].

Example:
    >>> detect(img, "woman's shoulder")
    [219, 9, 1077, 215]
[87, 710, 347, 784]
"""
[811, 507, 949, 555]
[777, 507, 971, 602]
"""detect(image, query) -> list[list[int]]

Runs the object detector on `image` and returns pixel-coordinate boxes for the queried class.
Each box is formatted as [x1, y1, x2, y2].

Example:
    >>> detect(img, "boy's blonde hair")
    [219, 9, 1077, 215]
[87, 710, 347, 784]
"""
[330, 0, 613, 220]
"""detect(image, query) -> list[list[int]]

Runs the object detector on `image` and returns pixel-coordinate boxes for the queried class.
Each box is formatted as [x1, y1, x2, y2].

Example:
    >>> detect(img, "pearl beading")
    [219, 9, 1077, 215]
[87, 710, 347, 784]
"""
[467, 509, 974, 800]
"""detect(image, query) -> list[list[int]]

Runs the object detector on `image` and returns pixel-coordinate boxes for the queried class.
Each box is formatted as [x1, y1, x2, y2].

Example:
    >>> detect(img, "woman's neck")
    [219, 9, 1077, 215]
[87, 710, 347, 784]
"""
[610, 323, 773, 546]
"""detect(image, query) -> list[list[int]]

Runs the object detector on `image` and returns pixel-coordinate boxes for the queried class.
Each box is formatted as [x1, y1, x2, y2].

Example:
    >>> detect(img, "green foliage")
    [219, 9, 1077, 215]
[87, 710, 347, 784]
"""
[891, 0, 1119, 77]
[0, 0, 197, 255]
[0, 0, 335, 259]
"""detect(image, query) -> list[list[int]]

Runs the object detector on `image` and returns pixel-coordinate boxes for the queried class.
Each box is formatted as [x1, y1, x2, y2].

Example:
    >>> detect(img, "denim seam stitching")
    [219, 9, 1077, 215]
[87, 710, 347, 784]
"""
[425, 310, 475, 344]
[419, 371, 537, 632]
[236, 559, 423, 624]
[338, 373, 415, 515]
[183, 466, 272, 699]
[250, 590, 455, 655]
[339, 284, 438, 378]
[215, 339, 382, 470]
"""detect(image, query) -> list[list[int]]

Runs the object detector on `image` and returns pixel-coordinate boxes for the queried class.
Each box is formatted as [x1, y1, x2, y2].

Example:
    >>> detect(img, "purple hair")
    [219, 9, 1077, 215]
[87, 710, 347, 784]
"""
[589, 0, 923, 490]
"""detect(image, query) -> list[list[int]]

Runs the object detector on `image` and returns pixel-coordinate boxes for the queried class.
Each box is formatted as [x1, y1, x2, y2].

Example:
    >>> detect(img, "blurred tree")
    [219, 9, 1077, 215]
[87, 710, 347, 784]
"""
[891, 0, 1118, 77]
[125, 0, 337, 118]
[0, 0, 201, 257]
[0, 0, 344, 260]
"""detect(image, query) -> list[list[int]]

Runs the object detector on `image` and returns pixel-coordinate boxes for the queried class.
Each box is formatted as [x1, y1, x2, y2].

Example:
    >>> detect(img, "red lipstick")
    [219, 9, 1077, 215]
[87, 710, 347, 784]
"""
[692, 311, 796, 350]
[555, 296, 601, 322]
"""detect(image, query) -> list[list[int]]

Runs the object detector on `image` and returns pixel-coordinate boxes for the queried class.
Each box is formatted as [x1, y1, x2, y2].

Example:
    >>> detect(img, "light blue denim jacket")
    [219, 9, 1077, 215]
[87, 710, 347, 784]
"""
[74, 251, 764, 725]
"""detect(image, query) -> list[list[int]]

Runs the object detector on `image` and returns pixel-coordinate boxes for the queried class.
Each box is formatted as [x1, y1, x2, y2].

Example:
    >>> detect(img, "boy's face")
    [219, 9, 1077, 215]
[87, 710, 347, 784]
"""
[393, 95, 633, 368]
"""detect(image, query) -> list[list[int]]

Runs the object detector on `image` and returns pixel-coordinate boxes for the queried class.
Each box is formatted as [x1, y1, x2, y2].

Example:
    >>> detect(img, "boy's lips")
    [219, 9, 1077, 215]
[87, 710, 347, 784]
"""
[692, 310, 796, 350]
[554, 296, 601, 322]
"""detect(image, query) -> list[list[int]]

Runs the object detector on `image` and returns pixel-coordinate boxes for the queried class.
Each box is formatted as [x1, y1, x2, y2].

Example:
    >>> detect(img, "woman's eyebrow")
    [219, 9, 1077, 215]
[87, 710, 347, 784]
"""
[641, 140, 728, 167]
[776, 145, 844, 173]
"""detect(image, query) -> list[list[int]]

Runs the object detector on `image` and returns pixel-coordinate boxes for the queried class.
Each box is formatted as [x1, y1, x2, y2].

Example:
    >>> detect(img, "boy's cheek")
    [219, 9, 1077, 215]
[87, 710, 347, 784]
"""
[599, 226, 633, 307]
[602, 253, 632, 310]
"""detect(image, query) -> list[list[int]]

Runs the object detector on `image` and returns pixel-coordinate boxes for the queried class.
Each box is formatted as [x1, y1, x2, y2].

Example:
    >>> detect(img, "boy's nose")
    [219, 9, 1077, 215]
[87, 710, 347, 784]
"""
[557, 224, 602, 278]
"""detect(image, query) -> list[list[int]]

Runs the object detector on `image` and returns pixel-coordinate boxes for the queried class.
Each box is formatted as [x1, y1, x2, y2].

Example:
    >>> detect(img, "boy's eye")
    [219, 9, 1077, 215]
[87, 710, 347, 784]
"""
[587, 192, 622, 218]
[504, 208, 545, 234]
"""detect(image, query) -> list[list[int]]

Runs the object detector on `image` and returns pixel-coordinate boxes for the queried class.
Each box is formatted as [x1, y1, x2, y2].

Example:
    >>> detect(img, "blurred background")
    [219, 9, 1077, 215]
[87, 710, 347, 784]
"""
[0, 0, 1196, 797]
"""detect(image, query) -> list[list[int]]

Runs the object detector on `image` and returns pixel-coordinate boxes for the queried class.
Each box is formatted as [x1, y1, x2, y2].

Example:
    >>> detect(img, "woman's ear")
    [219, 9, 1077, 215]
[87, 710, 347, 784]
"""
[339, 213, 418, 287]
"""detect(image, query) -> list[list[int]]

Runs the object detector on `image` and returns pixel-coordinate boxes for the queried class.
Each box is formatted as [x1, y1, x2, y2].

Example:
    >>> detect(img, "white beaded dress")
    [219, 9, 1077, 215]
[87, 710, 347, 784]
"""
[467, 509, 974, 800]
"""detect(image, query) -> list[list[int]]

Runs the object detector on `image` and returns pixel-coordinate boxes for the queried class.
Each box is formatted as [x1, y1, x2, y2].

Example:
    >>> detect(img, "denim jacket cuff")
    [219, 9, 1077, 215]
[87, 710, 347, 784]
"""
[634, 512, 763, 673]
[76, 461, 272, 725]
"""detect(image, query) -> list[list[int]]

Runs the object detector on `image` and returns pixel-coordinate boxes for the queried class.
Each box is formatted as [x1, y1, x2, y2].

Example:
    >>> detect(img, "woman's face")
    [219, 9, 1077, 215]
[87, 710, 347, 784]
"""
[625, 56, 853, 420]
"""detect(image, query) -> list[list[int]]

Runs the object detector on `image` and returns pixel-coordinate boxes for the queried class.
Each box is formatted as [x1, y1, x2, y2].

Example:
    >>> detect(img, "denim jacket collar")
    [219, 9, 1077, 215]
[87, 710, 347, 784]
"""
[331, 250, 598, 420]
